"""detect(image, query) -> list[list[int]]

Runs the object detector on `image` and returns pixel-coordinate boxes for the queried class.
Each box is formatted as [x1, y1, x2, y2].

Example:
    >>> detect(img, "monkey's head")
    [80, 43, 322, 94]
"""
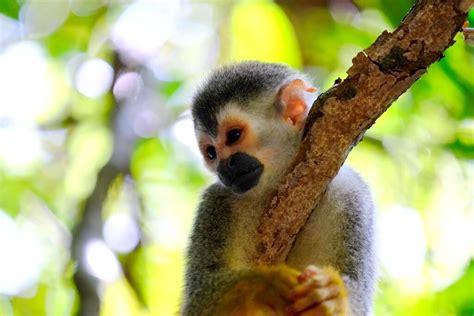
[192, 62, 317, 195]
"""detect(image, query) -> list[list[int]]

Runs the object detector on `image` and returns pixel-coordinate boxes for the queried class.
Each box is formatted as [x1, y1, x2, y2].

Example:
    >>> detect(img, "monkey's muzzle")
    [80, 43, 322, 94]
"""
[217, 152, 264, 194]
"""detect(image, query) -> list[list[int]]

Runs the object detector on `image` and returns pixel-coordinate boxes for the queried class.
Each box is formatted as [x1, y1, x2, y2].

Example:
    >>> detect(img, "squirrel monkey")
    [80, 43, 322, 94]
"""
[183, 62, 376, 315]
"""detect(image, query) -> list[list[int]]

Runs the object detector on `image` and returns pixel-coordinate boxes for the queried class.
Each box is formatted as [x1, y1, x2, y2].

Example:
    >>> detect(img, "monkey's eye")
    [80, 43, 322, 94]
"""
[206, 146, 217, 160]
[226, 128, 242, 145]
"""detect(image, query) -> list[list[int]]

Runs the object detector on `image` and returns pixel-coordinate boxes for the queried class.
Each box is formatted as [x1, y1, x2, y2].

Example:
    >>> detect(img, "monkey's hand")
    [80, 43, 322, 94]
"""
[287, 266, 349, 316]
[215, 265, 300, 316]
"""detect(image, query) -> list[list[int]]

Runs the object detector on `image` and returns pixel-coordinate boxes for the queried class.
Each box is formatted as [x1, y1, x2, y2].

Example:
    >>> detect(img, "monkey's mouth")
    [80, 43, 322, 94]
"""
[230, 165, 264, 194]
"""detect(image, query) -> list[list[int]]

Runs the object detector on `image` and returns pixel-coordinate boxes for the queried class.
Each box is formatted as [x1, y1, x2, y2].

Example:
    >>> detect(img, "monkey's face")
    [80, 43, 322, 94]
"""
[194, 74, 317, 195]
[197, 106, 265, 194]
[197, 104, 302, 195]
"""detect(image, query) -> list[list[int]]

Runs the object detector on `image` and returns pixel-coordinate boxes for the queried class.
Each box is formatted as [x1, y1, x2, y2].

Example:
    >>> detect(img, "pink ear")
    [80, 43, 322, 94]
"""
[279, 79, 317, 128]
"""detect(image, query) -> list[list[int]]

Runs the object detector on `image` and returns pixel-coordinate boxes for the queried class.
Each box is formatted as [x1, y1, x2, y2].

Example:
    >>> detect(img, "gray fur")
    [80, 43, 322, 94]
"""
[192, 61, 296, 136]
[184, 62, 376, 315]
[183, 184, 259, 315]
[183, 184, 233, 315]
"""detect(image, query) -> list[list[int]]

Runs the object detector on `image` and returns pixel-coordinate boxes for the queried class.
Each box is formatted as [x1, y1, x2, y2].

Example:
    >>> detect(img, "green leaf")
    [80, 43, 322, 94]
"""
[380, 0, 415, 26]
[11, 284, 48, 316]
[158, 80, 183, 98]
[468, 8, 474, 24]
[413, 260, 474, 315]
[436, 260, 474, 315]
[445, 139, 474, 160]
[42, 8, 106, 57]
[0, 176, 32, 216]
[0, 0, 21, 20]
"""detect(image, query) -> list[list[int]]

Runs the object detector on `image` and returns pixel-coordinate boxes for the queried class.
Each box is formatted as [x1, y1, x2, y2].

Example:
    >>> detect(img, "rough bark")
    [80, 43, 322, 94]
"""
[253, 0, 472, 265]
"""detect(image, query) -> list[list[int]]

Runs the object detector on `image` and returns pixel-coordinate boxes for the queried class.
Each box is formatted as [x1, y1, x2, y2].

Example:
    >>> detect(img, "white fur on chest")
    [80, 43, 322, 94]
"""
[286, 190, 343, 269]
[287, 166, 365, 269]
[224, 166, 361, 271]
[224, 191, 339, 270]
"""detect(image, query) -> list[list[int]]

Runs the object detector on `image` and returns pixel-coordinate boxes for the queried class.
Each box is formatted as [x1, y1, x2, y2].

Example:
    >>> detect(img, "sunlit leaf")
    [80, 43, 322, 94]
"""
[131, 138, 169, 182]
[11, 284, 48, 316]
[0, 176, 49, 217]
[411, 260, 474, 315]
[43, 9, 106, 57]
[129, 245, 184, 316]
[435, 260, 474, 315]
[230, 0, 301, 68]
[101, 278, 145, 316]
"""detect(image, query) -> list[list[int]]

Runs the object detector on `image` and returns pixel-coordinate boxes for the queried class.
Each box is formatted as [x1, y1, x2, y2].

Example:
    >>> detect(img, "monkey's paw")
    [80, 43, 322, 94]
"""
[287, 266, 348, 316]
[216, 265, 300, 316]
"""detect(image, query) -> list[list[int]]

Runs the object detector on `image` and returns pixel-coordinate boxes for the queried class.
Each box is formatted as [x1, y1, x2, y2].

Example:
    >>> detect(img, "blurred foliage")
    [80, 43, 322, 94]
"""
[0, 0, 472, 315]
[0, 0, 21, 20]
[230, 1, 302, 67]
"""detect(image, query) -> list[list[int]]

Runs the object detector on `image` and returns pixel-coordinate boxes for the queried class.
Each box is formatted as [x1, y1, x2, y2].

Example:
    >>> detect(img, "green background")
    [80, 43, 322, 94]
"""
[0, 0, 472, 315]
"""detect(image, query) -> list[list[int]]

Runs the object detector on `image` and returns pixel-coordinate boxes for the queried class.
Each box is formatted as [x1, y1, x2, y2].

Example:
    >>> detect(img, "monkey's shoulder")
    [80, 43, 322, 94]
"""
[192, 183, 233, 229]
[188, 184, 234, 268]
[191, 183, 238, 247]
[200, 183, 232, 206]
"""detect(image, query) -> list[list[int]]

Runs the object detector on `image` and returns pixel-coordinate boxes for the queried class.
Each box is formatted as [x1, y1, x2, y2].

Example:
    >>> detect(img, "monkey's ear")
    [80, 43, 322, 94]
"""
[278, 79, 317, 128]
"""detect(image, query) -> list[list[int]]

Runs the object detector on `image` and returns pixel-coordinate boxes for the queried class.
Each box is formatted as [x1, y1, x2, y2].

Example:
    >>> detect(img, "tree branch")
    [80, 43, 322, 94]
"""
[253, 0, 472, 265]
[71, 53, 145, 315]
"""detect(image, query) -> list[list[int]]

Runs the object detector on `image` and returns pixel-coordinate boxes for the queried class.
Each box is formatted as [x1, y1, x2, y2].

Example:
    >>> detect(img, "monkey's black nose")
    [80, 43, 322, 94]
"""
[217, 152, 263, 194]
[227, 155, 236, 168]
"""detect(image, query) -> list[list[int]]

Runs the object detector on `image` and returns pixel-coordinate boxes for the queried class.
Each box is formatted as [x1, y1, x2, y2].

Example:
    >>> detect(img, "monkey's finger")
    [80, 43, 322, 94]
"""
[298, 265, 323, 283]
[285, 267, 302, 279]
[290, 284, 340, 313]
[256, 290, 290, 315]
[298, 299, 341, 316]
[274, 268, 300, 287]
[298, 306, 326, 316]
[289, 274, 331, 300]
[272, 279, 295, 299]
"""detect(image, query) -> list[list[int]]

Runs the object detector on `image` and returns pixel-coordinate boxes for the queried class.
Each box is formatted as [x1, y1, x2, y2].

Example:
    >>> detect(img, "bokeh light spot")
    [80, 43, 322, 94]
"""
[103, 213, 141, 254]
[0, 210, 44, 296]
[111, 0, 180, 61]
[378, 205, 427, 291]
[113, 72, 143, 100]
[20, 0, 69, 37]
[75, 58, 114, 98]
[84, 239, 121, 282]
